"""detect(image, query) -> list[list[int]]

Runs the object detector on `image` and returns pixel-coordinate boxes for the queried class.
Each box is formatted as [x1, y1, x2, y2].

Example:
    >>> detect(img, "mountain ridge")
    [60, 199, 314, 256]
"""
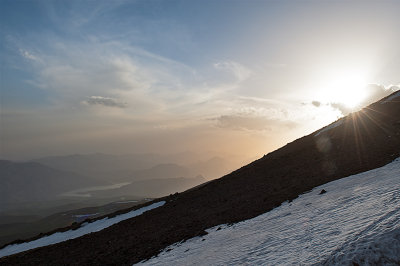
[34, 153, 238, 181]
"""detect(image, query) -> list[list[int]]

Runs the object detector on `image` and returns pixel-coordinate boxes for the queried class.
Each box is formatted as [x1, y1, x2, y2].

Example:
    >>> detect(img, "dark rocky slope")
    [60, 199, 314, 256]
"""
[1, 92, 399, 265]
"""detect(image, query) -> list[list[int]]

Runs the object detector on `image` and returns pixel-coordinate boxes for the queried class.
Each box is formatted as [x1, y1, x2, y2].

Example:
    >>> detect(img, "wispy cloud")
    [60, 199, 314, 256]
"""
[20, 39, 195, 115]
[213, 61, 252, 83]
[82, 96, 127, 108]
[211, 101, 298, 132]
[15, 36, 261, 122]
[214, 115, 273, 131]
[328, 103, 352, 116]
[19, 49, 41, 62]
[213, 114, 298, 132]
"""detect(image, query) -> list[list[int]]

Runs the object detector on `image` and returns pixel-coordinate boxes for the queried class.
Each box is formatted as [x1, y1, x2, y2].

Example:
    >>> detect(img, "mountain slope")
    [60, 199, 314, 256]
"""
[139, 158, 400, 265]
[1, 91, 399, 265]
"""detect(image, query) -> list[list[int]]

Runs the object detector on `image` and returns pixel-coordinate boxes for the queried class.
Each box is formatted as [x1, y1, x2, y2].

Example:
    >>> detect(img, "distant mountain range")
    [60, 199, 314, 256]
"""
[33, 153, 167, 180]
[1, 153, 222, 216]
[0, 160, 106, 209]
[0, 160, 208, 213]
[33, 153, 237, 181]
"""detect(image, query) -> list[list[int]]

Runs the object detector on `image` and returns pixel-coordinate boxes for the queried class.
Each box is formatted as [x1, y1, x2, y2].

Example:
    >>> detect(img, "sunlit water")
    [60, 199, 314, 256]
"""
[60, 182, 131, 197]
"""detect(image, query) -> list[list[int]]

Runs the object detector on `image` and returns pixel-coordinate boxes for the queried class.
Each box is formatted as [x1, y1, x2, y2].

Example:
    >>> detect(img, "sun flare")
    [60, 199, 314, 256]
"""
[316, 69, 369, 109]
[330, 74, 367, 108]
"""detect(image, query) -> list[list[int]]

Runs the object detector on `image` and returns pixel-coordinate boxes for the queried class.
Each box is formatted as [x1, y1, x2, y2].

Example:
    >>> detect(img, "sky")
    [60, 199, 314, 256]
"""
[1, 0, 399, 161]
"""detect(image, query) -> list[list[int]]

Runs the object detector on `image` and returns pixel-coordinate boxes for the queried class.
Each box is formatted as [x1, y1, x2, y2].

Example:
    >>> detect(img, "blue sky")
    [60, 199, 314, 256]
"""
[1, 0, 399, 160]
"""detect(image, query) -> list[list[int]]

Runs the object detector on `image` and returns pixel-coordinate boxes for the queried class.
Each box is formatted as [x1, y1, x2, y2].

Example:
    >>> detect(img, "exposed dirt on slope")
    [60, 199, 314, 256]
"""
[1, 94, 400, 265]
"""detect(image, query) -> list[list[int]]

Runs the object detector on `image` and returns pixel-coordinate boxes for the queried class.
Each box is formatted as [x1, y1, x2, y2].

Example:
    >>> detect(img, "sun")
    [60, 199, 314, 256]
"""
[330, 73, 367, 107]
[316, 69, 369, 109]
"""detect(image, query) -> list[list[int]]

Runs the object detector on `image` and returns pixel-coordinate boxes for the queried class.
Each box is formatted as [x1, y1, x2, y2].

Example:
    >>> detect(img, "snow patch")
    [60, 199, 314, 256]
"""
[382, 90, 400, 104]
[0, 201, 165, 258]
[322, 227, 400, 265]
[72, 213, 99, 218]
[314, 119, 343, 136]
[138, 159, 400, 265]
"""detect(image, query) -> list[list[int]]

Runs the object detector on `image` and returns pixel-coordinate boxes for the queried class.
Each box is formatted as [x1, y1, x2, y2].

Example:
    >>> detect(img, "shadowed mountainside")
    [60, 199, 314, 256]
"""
[1, 91, 400, 265]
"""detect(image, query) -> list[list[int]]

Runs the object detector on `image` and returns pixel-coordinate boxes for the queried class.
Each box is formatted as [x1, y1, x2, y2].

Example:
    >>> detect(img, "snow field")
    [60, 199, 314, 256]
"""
[138, 158, 400, 265]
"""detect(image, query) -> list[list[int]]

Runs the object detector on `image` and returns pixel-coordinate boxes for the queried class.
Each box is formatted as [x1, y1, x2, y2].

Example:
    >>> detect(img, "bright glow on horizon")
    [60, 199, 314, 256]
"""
[316, 69, 369, 108]
[330, 72, 368, 108]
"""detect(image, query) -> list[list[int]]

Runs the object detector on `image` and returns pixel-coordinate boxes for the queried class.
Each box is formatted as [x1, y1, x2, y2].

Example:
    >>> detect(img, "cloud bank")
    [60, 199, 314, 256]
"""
[214, 114, 297, 132]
